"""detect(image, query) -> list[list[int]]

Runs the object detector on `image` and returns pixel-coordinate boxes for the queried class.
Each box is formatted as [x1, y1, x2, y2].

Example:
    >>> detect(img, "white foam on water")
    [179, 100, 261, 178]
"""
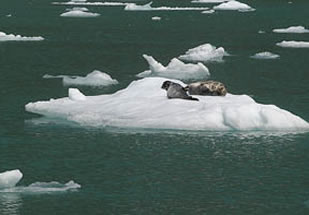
[0, 170, 23, 189]
[53, 1, 129, 6]
[276, 40, 309, 48]
[136, 55, 210, 80]
[25, 77, 309, 131]
[179, 43, 228, 62]
[250, 52, 280, 60]
[0, 32, 44, 42]
[60, 9, 100, 17]
[152, 16, 161, 21]
[213, 0, 255, 12]
[201, 9, 215, 14]
[43, 70, 119, 87]
[273, 26, 309, 33]
[192, 0, 231, 3]
[124, 2, 209, 11]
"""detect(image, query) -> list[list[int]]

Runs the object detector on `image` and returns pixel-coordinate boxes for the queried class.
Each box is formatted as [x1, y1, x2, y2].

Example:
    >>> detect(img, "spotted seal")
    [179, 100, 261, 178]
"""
[161, 81, 199, 101]
[184, 80, 227, 96]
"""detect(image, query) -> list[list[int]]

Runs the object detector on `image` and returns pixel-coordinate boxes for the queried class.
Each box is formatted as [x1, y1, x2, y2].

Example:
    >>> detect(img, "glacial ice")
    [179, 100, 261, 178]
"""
[213, 0, 255, 12]
[0, 32, 44, 42]
[25, 77, 309, 131]
[136, 55, 210, 80]
[250, 52, 280, 60]
[273, 26, 309, 33]
[60, 7, 100, 17]
[43, 70, 119, 87]
[0, 170, 23, 189]
[276, 41, 309, 48]
[179, 43, 228, 62]
[124, 2, 209, 11]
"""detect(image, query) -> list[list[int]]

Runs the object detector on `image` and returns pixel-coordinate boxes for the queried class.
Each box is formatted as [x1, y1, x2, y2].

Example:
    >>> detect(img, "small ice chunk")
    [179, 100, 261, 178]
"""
[60, 9, 100, 17]
[0, 31, 44, 42]
[43, 70, 119, 87]
[152, 16, 161, 21]
[0, 170, 23, 189]
[213, 0, 255, 12]
[179, 43, 228, 62]
[137, 54, 210, 80]
[250, 52, 280, 59]
[201, 9, 215, 14]
[124, 2, 209, 11]
[273, 26, 309, 33]
[276, 40, 309, 48]
[192, 0, 231, 3]
[258, 30, 266, 34]
[69, 88, 86, 101]
[53, 1, 129, 6]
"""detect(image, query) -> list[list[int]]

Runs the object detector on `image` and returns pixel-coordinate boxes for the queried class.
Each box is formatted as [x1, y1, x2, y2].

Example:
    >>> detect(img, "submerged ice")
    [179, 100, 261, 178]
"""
[25, 77, 309, 131]
[43, 70, 119, 87]
[0, 32, 44, 41]
[137, 55, 210, 80]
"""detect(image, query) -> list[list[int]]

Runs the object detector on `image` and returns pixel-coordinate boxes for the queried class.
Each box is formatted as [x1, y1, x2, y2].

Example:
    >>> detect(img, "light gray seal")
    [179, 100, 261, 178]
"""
[161, 81, 199, 101]
[184, 80, 227, 96]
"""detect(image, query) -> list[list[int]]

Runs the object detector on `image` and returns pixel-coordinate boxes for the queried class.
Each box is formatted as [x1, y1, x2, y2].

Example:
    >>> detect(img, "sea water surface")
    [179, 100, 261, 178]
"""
[1, 0, 309, 214]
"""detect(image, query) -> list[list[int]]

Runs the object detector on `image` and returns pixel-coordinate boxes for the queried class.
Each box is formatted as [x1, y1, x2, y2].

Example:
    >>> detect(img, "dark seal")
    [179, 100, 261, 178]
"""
[161, 81, 199, 101]
[184, 81, 227, 96]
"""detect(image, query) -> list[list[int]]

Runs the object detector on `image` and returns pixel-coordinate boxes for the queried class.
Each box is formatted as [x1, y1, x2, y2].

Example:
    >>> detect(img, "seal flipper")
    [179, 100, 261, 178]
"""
[187, 96, 199, 101]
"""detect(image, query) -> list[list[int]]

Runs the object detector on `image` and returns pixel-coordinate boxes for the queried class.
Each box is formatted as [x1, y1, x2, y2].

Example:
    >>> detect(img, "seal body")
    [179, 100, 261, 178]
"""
[185, 81, 227, 96]
[161, 81, 199, 101]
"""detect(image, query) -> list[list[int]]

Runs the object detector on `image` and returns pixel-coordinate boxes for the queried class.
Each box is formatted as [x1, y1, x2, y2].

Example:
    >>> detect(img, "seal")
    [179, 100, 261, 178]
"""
[184, 80, 227, 96]
[161, 81, 199, 101]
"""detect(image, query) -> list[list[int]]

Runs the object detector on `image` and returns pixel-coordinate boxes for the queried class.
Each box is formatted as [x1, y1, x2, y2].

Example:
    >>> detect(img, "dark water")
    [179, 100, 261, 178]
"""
[1, 0, 309, 214]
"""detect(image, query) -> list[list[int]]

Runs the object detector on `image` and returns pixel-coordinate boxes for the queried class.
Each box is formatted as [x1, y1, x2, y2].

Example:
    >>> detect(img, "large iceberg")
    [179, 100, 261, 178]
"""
[179, 43, 228, 62]
[213, 0, 255, 12]
[43, 70, 119, 87]
[25, 77, 309, 131]
[276, 41, 309, 48]
[0, 170, 23, 189]
[273, 26, 309, 33]
[125, 2, 209, 11]
[0, 32, 44, 42]
[136, 55, 210, 80]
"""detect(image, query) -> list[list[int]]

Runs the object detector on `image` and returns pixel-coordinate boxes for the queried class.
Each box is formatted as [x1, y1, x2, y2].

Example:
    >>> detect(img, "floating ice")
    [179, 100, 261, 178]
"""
[0, 32, 44, 42]
[276, 41, 309, 48]
[250, 52, 280, 60]
[179, 43, 228, 62]
[258, 30, 266, 34]
[25, 77, 309, 131]
[273, 26, 309, 33]
[69, 88, 87, 101]
[201, 9, 215, 14]
[53, 1, 129, 6]
[43, 70, 119, 87]
[192, 0, 231, 3]
[125, 2, 209, 11]
[152, 16, 161, 21]
[213, 0, 255, 12]
[137, 55, 210, 80]
[0, 170, 23, 189]
[60, 8, 100, 17]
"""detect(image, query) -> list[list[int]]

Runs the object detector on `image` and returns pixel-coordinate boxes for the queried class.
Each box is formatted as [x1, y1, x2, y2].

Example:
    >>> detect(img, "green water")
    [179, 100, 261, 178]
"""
[1, 0, 309, 214]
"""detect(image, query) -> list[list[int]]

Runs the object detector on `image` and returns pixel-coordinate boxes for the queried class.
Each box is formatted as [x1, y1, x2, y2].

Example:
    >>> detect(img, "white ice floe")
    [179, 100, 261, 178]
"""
[258, 30, 266, 34]
[0, 170, 23, 189]
[213, 0, 255, 12]
[273, 26, 309, 33]
[69, 88, 87, 101]
[179, 43, 228, 62]
[152, 16, 161, 21]
[192, 0, 231, 3]
[60, 8, 100, 17]
[250, 52, 280, 60]
[201, 9, 215, 14]
[0, 169, 80, 193]
[276, 40, 309, 48]
[25, 77, 309, 131]
[0, 32, 44, 42]
[137, 55, 210, 80]
[43, 70, 119, 87]
[53, 1, 129, 6]
[125, 2, 209, 11]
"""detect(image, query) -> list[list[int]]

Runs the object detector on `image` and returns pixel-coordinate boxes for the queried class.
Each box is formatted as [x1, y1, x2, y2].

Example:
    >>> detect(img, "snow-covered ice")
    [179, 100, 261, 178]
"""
[273, 26, 309, 33]
[213, 0, 255, 12]
[276, 41, 309, 48]
[250, 52, 280, 60]
[179, 43, 228, 62]
[0, 32, 44, 42]
[60, 8, 100, 17]
[125, 2, 209, 11]
[137, 55, 210, 80]
[0, 170, 23, 189]
[43, 70, 119, 87]
[25, 77, 309, 131]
